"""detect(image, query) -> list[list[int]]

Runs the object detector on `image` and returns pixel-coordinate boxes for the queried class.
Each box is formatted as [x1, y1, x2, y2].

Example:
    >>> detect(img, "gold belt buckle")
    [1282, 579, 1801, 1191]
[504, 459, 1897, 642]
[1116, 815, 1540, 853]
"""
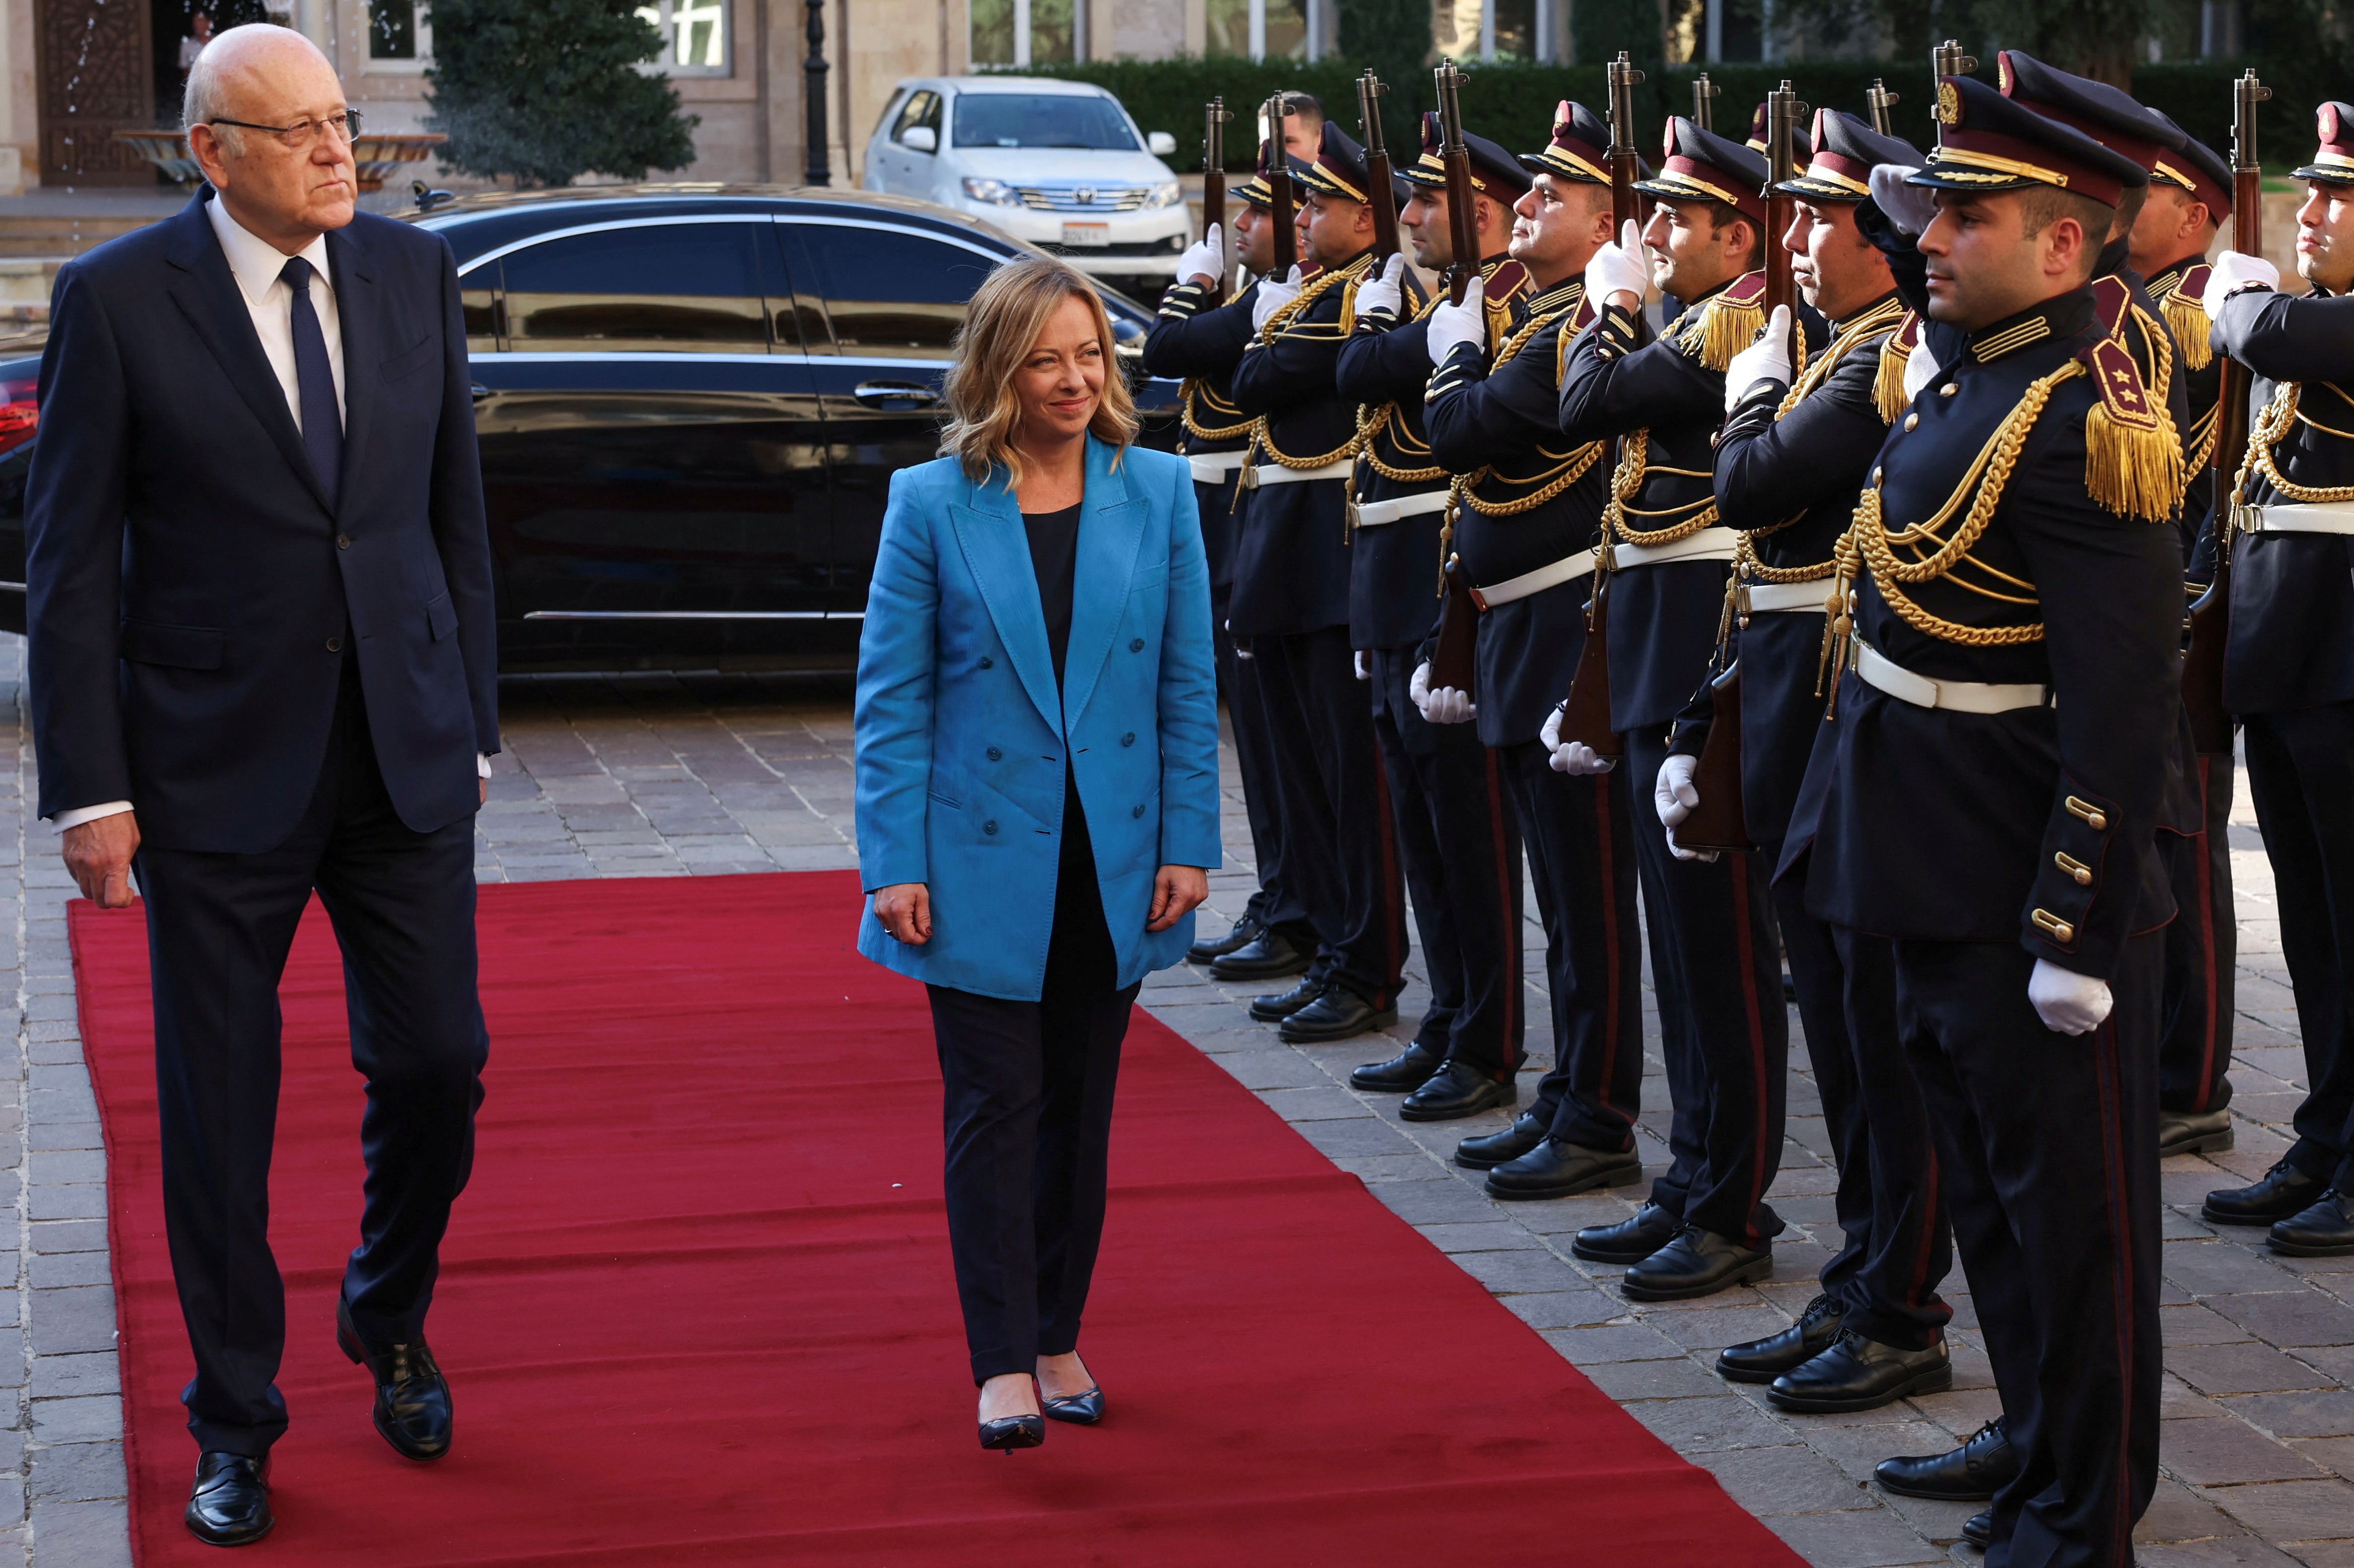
[1344, 494, 1362, 531]
[2233, 502, 2263, 533]
[1239, 465, 1260, 491]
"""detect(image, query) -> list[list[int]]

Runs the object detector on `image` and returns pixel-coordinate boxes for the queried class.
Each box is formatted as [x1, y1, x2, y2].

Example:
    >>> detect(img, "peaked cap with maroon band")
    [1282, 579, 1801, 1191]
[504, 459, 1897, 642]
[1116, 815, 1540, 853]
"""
[1742, 100, 1814, 162]
[1997, 50, 2177, 179]
[1635, 115, 1771, 226]
[1518, 100, 1616, 185]
[1911, 72, 2147, 209]
[2293, 102, 2354, 185]
[1399, 112, 1535, 199]
[1236, 142, 1313, 208]
[1296, 120, 1413, 206]
[1779, 107, 1924, 201]
[2147, 107, 2232, 220]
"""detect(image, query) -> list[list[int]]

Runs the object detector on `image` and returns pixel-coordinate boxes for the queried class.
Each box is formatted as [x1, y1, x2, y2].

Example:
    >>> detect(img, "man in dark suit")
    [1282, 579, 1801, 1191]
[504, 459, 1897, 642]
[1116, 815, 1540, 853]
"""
[25, 24, 496, 1546]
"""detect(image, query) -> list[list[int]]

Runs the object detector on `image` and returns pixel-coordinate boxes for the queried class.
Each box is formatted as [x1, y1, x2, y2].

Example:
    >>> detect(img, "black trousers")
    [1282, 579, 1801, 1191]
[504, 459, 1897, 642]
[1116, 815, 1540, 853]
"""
[1225, 611, 1312, 937]
[134, 661, 487, 1457]
[1623, 724, 1787, 1245]
[927, 790, 1139, 1385]
[2243, 705, 2354, 1191]
[1367, 646, 1525, 1078]
[1892, 935, 2162, 1568]
[2158, 751, 2239, 1114]
[1253, 626, 1408, 1006]
[1500, 739, 1644, 1147]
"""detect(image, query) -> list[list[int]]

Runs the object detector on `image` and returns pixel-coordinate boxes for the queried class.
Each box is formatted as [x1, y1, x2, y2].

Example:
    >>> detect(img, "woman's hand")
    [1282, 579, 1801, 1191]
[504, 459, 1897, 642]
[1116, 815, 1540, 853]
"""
[874, 882, 933, 945]
[1146, 865, 1209, 933]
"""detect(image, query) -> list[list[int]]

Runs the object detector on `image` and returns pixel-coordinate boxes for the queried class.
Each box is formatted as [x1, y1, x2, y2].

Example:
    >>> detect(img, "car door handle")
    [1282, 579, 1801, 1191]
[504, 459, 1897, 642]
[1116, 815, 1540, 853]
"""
[852, 381, 940, 408]
[471, 383, 493, 402]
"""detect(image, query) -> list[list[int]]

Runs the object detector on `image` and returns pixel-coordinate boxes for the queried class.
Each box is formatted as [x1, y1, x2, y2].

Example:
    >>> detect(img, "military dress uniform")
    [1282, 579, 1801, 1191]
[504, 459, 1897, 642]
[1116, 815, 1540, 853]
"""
[1787, 78, 2180, 1565]
[1336, 121, 1528, 1113]
[1423, 103, 1648, 1202]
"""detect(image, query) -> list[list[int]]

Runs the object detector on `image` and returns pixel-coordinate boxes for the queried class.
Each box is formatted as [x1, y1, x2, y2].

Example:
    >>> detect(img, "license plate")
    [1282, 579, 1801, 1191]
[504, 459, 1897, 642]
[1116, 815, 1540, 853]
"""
[1061, 222, 1110, 247]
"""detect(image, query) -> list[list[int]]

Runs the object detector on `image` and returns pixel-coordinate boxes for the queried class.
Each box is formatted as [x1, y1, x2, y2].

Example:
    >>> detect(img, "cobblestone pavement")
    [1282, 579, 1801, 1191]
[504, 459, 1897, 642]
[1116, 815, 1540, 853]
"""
[8, 663, 2352, 1564]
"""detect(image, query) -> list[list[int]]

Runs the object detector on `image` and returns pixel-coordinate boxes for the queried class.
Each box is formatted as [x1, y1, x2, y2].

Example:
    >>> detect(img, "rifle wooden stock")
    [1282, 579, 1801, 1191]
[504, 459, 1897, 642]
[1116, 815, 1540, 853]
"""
[1265, 93, 1297, 275]
[1431, 554, 1480, 696]
[1760, 83, 1803, 318]
[1356, 72, 1399, 263]
[1676, 663, 1756, 853]
[1201, 97, 1229, 303]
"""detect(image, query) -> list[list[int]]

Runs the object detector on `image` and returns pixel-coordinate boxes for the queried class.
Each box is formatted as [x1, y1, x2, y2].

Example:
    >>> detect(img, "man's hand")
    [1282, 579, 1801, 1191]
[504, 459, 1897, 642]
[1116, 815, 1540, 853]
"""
[2028, 958, 2114, 1036]
[1723, 304, 1795, 412]
[1423, 277, 1488, 366]
[1585, 220, 1651, 314]
[63, 813, 141, 909]
[1355, 252, 1407, 321]
[1410, 661, 1474, 724]
[1866, 165, 1937, 240]
[1541, 705, 1614, 775]
[1252, 266, 1304, 333]
[2204, 250, 2280, 319]
[480, 777, 488, 806]
[1147, 865, 1209, 932]
[1654, 753, 1718, 862]
[873, 882, 933, 945]
[1176, 222, 1226, 291]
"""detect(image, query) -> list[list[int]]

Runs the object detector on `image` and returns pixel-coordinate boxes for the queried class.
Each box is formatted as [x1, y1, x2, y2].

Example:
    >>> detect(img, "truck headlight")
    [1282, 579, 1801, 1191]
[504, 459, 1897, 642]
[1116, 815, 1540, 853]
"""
[961, 177, 1023, 208]
[1143, 179, 1184, 210]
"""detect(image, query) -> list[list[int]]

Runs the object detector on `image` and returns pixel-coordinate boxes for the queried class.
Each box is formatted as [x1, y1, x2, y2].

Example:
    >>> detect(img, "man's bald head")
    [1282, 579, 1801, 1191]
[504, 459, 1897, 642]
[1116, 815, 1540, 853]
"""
[184, 24, 358, 252]
[183, 24, 338, 142]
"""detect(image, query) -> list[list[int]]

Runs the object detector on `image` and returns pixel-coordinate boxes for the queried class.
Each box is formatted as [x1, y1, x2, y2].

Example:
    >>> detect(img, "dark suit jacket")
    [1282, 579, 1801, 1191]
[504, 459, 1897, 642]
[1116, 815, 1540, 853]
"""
[25, 188, 497, 853]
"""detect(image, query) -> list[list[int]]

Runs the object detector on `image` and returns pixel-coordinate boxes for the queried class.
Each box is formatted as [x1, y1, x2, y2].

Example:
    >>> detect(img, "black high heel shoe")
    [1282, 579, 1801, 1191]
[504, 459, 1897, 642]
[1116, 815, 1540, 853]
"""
[978, 1414, 1045, 1453]
[1041, 1386, 1104, 1424]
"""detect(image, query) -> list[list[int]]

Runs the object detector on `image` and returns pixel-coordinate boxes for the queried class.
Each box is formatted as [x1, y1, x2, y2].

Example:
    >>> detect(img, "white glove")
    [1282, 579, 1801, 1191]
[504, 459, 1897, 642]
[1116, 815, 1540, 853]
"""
[1538, 708, 1615, 773]
[1355, 253, 1407, 321]
[2204, 250, 2280, 320]
[1723, 303, 1795, 413]
[1423, 276, 1488, 366]
[1176, 222, 1226, 289]
[1353, 649, 1370, 680]
[1867, 165, 1938, 240]
[1902, 338, 1942, 404]
[1252, 265, 1304, 333]
[1585, 219, 1651, 311]
[1654, 753, 1719, 862]
[1410, 660, 1474, 724]
[2028, 957, 2114, 1037]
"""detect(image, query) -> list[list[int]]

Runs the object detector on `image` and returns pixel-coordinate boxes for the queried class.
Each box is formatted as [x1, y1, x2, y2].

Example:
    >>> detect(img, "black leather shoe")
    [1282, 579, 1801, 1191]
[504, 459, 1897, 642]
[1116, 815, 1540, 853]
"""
[1874, 1417, 2017, 1501]
[336, 1298, 453, 1462]
[2270, 1188, 2354, 1256]
[1768, 1331, 1952, 1413]
[1041, 1386, 1104, 1424]
[1485, 1138, 1642, 1199]
[979, 1414, 1045, 1452]
[186, 1452, 272, 1547]
[2204, 1159, 2328, 1226]
[1397, 1060, 1514, 1120]
[1279, 986, 1398, 1043]
[1962, 1511, 1991, 1547]
[1717, 1292, 1845, 1384]
[1571, 1200, 1681, 1264]
[1455, 1111, 1547, 1171]
[1248, 976, 1324, 1022]
[2159, 1107, 2235, 1158]
[1621, 1226, 1773, 1302]
[1351, 1041, 1444, 1093]
[1211, 928, 1311, 982]
[1188, 914, 1264, 965]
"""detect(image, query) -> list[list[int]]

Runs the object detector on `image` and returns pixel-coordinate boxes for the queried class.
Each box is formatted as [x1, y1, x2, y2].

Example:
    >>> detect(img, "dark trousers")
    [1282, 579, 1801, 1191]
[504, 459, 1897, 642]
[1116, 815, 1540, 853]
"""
[1226, 612, 1311, 936]
[1500, 738, 1644, 1148]
[1254, 626, 1408, 1006]
[1623, 724, 1787, 1246]
[2159, 751, 2238, 1114]
[134, 661, 486, 1457]
[2243, 705, 2354, 1191]
[1892, 935, 2162, 1568]
[927, 792, 1139, 1385]
[1367, 645, 1524, 1078]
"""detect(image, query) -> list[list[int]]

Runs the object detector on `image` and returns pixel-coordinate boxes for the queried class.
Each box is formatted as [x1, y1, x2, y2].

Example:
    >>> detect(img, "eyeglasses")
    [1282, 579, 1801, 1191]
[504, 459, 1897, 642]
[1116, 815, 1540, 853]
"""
[207, 109, 364, 150]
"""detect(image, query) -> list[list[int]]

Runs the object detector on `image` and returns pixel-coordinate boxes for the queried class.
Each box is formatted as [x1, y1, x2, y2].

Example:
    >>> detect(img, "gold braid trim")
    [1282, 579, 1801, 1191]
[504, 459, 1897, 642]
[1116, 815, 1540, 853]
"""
[1453, 298, 1605, 512]
[1676, 289, 1767, 373]
[1250, 257, 1376, 471]
[1873, 317, 1917, 425]
[1356, 400, 1445, 482]
[2246, 381, 2354, 503]
[2086, 312, 2186, 523]
[1776, 298, 1908, 419]
[2164, 290, 2214, 372]
[1604, 434, 1721, 546]
[2183, 398, 2220, 478]
[1180, 379, 1256, 444]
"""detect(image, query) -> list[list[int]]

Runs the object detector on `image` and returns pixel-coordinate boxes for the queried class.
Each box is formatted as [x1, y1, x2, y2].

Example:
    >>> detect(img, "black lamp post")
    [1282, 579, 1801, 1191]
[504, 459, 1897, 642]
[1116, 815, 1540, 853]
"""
[804, 0, 830, 186]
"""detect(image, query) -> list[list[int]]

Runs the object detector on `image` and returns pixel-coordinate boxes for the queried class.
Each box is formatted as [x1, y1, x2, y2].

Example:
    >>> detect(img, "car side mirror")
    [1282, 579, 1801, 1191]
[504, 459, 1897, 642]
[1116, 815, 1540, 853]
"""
[902, 126, 937, 154]
[1147, 131, 1178, 157]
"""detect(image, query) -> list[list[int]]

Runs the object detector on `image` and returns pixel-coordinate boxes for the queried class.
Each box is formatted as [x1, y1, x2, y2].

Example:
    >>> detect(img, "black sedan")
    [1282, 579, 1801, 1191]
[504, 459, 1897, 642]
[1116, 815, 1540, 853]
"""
[0, 184, 1182, 671]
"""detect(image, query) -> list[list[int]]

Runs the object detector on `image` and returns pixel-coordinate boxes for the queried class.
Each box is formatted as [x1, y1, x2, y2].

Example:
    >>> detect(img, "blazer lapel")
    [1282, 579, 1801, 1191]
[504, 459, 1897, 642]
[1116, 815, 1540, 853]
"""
[1059, 438, 1148, 727]
[943, 470, 1064, 732]
[325, 226, 380, 514]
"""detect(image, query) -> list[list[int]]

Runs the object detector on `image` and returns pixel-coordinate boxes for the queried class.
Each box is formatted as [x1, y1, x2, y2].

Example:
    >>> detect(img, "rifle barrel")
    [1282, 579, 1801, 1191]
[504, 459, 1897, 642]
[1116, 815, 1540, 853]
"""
[1201, 97, 1228, 301]
[1434, 60, 1479, 303]
[1357, 71, 1399, 263]
[1266, 92, 1297, 274]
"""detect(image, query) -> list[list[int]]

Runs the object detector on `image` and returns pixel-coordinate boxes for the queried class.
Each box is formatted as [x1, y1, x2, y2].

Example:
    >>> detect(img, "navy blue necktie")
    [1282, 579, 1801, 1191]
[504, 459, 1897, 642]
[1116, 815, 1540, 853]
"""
[279, 255, 343, 501]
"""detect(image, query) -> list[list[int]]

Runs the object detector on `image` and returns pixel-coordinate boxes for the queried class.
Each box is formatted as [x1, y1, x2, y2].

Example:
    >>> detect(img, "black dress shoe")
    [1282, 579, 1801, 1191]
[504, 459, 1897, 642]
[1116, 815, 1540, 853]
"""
[1622, 1226, 1773, 1302]
[1248, 976, 1323, 1022]
[2204, 1159, 2328, 1226]
[979, 1414, 1045, 1452]
[1571, 1200, 1681, 1264]
[1041, 1386, 1104, 1424]
[1351, 1040, 1444, 1094]
[1717, 1292, 1844, 1384]
[2159, 1107, 2235, 1158]
[186, 1452, 272, 1547]
[1962, 1511, 1992, 1547]
[1768, 1330, 1952, 1413]
[1188, 914, 1264, 965]
[1485, 1138, 1642, 1200]
[2270, 1188, 2354, 1256]
[1455, 1111, 1547, 1171]
[337, 1298, 453, 1462]
[1211, 929, 1311, 982]
[1397, 1059, 1515, 1120]
[1279, 986, 1398, 1043]
[1874, 1417, 2017, 1501]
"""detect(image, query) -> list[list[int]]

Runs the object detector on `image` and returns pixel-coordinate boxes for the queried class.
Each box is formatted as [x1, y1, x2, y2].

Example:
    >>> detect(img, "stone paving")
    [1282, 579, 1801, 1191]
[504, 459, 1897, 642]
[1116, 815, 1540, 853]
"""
[5, 662, 2352, 1564]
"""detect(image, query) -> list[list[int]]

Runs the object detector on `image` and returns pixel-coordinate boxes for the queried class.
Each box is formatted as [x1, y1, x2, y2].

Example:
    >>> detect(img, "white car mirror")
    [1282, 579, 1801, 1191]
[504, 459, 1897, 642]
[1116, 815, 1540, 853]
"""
[902, 125, 937, 154]
[1147, 130, 1178, 157]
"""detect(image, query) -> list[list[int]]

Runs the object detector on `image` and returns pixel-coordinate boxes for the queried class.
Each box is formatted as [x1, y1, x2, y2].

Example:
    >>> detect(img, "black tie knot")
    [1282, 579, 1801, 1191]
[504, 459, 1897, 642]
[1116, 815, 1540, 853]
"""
[279, 255, 313, 297]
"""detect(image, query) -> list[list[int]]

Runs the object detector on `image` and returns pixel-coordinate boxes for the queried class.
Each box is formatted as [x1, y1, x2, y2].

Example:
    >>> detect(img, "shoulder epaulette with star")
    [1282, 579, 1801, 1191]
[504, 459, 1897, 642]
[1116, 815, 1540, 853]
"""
[1874, 311, 1921, 424]
[1482, 259, 1532, 344]
[2078, 333, 2184, 522]
[1673, 270, 1766, 373]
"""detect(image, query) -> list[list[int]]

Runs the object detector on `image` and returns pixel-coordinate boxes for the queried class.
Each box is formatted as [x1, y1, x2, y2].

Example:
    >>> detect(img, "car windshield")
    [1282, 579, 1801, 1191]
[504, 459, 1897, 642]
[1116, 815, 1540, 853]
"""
[953, 94, 1138, 151]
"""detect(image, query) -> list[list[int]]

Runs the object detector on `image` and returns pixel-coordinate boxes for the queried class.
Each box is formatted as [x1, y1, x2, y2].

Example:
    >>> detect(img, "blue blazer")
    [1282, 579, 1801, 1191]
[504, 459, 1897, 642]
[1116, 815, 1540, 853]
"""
[24, 188, 497, 853]
[854, 437, 1222, 1000]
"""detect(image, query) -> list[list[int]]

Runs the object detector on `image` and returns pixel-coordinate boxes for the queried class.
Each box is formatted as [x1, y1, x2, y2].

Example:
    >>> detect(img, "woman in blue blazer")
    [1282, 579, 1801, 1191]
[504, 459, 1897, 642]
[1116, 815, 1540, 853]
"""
[853, 257, 1221, 1452]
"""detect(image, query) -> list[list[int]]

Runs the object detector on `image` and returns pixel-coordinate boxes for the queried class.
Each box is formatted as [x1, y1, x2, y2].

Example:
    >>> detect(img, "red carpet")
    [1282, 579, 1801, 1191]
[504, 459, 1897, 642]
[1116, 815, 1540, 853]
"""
[71, 872, 1804, 1566]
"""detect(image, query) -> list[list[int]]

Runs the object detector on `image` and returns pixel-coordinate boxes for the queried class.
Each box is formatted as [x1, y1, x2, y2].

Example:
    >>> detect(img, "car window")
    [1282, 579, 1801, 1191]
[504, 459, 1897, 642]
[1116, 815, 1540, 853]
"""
[891, 90, 940, 145]
[951, 94, 1137, 152]
[500, 222, 769, 353]
[793, 224, 998, 358]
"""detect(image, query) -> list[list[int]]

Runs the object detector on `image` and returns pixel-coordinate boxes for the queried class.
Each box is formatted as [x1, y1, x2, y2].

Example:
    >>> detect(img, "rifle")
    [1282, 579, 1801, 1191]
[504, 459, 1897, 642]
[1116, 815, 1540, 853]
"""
[1866, 79, 1899, 137]
[1760, 81, 1805, 318]
[1693, 73, 1720, 132]
[1201, 97, 1232, 302]
[2183, 68, 2268, 754]
[1433, 59, 1479, 304]
[1265, 93, 1298, 275]
[1933, 39, 1977, 85]
[1356, 71, 1399, 263]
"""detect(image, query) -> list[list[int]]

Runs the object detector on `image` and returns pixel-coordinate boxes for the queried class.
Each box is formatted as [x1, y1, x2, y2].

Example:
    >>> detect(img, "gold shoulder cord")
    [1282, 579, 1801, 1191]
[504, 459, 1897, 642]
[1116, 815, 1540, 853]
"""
[1181, 378, 1256, 445]
[2223, 382, 2354, 560]
[1357, 292, 1453, 481]
[1455, 303, 1606, 518]
[1251, 257, 1375, 471]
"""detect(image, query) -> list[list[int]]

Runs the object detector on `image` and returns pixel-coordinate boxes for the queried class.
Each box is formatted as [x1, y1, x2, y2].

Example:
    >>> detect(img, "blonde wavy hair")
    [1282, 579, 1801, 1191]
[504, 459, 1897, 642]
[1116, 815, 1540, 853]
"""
[940, 255, 1139, 484]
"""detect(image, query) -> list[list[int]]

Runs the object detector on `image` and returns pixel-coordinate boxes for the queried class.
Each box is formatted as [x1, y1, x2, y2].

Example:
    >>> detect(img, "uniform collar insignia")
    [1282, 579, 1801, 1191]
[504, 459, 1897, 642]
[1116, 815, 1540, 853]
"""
[1968, 289, 2096, 363]
[1831, 289, 1903, 333]
[2090, 274, 2132, 336]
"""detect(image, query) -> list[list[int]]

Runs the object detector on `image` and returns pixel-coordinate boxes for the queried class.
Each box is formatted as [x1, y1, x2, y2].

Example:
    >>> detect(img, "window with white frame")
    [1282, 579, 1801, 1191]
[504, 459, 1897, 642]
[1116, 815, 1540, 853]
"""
[366, 0, 432, 63]
[1205, 0, 1318, 60]
[1430, 0, 1542, 61]
[635, 0, 731, 75]
[969, 0, 1082, 66]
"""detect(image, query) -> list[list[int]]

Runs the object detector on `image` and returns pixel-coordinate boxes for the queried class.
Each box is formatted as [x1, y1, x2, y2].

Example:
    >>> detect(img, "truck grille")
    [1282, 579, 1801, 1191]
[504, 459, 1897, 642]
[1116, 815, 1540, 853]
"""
[1015, 184, 1152, 212]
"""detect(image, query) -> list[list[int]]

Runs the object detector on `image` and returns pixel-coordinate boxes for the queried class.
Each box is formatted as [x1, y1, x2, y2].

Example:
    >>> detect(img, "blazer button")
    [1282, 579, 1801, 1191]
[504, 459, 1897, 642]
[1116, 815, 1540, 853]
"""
[979, 656, 994, 668]
[984, 820, 999, 835]
[1121, 731, 1136, 746]
[1903, 413, 1919, 432]
[1132, 804, 1146, 819]
[325, 637, 342, 653]
[987, 746, 1002, 761]
[1129, 638, 1145, 652]
[336, 533, 352, 550]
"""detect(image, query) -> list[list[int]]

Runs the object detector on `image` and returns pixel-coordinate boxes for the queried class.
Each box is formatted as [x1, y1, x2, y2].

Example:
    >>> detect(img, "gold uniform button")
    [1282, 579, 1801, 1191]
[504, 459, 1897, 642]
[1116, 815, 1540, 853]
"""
[1871, 466, 1883, 486]
[2064, 795, 2109, 831]
[1940, 383, 1958, 396]
[2031, 909, 2077, 943]
[1903, 413, 1919, 432]
[2055, 851, 2094, 885]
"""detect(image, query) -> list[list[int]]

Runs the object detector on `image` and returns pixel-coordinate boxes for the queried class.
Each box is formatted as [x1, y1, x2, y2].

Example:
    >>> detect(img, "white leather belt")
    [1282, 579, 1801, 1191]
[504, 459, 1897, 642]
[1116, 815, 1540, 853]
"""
[1611, 526, 1740, 570]
[1745, 578, 1834, 615]
[1350, 490, 1452, 529]
[1471, 549, 1598, 610]
[1188, 452, 1250, 484]
[1240, 457, 1355, 490]
[1855, 642, 2050, 715]
[2239, 501, 2354, 535]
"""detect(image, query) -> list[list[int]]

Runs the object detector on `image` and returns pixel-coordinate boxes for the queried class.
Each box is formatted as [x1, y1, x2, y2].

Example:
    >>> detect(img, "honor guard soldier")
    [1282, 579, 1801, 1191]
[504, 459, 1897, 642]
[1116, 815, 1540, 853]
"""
[1146, 150, 1325, 990]
[1675, 108, 1957, 1414]
[1227, 123, 1409, 1044]
[1336, 119, 1528, 1116]
[1420, 103, 1647, 1199]
[1787, 76, 2181, 1560]
[1546, 113, 1792, 1301]
[2197, 105, 2354, 1258]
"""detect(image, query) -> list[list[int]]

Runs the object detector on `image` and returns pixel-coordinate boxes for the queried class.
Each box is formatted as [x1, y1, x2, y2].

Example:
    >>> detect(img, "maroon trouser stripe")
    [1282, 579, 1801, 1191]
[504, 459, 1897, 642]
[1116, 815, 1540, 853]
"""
[1369, 728, 1404, 1011]
[1484, 744, 1519, 1079]
[2093, 1011, 2137, 1561]
[2192, 754, 2224, 1113]
[1729, 852, 1772, 1249]
[1594, 776, 1624, 1114]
